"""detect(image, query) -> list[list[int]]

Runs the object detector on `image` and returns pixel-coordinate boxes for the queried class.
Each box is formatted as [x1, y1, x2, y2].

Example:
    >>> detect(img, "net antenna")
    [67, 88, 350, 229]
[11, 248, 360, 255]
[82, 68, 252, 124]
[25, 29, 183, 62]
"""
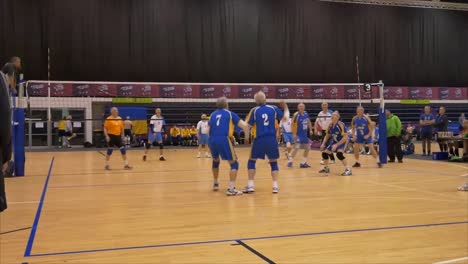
[47, 47, 52, 147]
[356, 55, 362, 106]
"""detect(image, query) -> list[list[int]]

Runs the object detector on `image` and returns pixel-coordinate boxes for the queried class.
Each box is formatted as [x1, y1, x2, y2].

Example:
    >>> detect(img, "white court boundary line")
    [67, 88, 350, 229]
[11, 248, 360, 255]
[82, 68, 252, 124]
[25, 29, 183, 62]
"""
[433, 256, 468, 264]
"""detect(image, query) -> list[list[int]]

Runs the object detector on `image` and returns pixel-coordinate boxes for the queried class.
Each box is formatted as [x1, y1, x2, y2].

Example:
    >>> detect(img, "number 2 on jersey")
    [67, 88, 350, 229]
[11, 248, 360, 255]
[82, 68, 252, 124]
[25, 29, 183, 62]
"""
[262, 113, 269, 126]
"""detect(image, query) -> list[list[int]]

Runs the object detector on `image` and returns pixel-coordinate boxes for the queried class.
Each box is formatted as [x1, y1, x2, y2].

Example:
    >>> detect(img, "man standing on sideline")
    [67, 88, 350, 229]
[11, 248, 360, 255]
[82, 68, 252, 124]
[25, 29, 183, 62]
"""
[103, 107, 132, 170]
[143, 108, 166, 161]
[419, 106, 435, 156]
[289, 103, 313, 168]
[243, 92, 289, 194]
[0, 70, 12, 212]
[434, 106, 448, 152]
[124, 116, 133, 147]
[1, 56, 21, 95]
[63, 115, 76, 148]
[386, 109, 403, 163]
[208, 97, 249, 196]
[197, 114, 210, 158]
[315, 102, 335, 164]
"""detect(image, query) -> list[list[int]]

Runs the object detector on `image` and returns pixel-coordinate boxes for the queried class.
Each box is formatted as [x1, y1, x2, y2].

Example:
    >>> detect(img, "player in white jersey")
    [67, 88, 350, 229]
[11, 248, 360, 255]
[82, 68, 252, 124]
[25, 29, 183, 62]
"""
[143, 108, 166, 161]
[315, 102, 335, 164]
[279, 117, 293, 161]
[196, 114, 211, 158]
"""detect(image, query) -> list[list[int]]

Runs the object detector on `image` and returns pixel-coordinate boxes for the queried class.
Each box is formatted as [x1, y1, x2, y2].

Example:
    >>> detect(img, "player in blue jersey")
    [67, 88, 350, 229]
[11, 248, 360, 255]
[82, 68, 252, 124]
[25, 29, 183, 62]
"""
[351, 106, 381, 168]
[208, 97, 249, 196]
[319, 111, 352, 176]
[243, 91, 289, 194]
[289, 103, 313, 168]
[419, 106, 435, 156]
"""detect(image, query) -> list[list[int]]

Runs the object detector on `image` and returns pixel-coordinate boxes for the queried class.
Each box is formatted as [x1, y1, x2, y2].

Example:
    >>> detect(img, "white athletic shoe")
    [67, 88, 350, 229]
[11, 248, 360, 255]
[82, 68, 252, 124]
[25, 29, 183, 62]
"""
[242, 186, 255, 194]
[272, 187, 279, 194]
[197, 154, 201, 158]
[226, 188, 243, 196]
[320, 160, 325, 165]
[205, 154, 211, 158]
[341, 168, 352, 176]
[213, 183, 219, 191]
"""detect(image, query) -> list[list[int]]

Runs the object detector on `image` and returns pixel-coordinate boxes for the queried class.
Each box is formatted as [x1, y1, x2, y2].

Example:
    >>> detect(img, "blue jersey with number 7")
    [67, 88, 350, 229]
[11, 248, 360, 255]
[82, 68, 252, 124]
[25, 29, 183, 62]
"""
[246, 104, 284, 138]
[208, 109, 241, 137]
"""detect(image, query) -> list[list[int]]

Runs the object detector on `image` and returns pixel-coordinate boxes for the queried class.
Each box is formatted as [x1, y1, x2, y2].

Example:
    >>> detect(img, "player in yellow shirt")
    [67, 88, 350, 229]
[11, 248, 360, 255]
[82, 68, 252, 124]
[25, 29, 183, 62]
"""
[103, 107, 132, 170]
[170, 125, 182, 146]
[190, 125, 198, 146]
[58, 117, 67, 148]
[181, 126, 191, 146]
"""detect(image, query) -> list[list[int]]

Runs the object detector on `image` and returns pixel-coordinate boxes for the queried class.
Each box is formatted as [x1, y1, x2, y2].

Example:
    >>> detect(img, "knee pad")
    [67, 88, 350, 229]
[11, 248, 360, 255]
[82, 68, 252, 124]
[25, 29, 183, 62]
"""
[120, 147, 126, 155]
[336, 152, 345, 160]
[230, 161, 239, 170]
[212, 160, 220, 169]
[106, 149, 113, 156]
[247, 159, 256, 170]
[321, 152, 329, 160]
[146, 143, 151, 149]
[270, 161, 279, 171]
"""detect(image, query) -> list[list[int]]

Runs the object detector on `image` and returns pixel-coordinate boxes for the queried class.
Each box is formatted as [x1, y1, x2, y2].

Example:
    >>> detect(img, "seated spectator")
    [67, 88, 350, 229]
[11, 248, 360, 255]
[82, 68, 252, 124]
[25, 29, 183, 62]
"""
[448, 120, 468, 159]
[170, 125, 182, 146]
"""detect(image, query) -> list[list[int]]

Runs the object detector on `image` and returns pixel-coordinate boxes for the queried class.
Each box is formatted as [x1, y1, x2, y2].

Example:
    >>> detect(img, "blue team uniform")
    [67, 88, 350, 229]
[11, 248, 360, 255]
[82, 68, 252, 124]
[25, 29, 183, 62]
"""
[420, 113, 434, 140]
[208, 109, 241, 160]
[352, 115, 373, 144]
[247, 104, 284, 159]
[292, 112, 310, 144]
[325, 121, 347, 152]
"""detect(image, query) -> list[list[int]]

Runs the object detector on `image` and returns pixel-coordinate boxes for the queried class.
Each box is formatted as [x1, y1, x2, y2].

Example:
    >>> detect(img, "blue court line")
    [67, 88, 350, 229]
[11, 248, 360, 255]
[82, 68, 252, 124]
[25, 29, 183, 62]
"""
[24, 157, 55, 257]
[27, 221, 467, 257]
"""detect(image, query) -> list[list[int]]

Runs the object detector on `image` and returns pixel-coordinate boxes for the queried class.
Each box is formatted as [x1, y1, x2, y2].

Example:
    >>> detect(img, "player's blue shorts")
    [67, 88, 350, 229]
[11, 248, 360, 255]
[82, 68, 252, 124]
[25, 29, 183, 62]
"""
[209, 136, 236, 161]
[148, 131, 163, 143]
[355, 135, 373, 144]
[325, 141, 345, 153]
[283, 133, 293, 144]
[251, 136, 280, 160]
[296, 134, 309, 144]
[199, 134, 209, 145]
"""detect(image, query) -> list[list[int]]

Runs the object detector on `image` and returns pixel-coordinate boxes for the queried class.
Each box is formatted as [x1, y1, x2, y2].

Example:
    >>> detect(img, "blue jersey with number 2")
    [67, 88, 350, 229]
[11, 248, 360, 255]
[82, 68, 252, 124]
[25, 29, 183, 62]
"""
[247, 104, 284, 138]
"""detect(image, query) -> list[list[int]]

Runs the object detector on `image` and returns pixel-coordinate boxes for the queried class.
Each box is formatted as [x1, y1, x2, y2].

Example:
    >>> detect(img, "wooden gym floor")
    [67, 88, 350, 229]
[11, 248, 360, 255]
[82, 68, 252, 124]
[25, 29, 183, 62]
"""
[1, 144, 467, 264]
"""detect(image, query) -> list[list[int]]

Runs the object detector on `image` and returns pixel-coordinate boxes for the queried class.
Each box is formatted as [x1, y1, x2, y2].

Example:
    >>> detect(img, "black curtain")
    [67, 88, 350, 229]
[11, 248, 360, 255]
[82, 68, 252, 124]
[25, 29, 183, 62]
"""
[1, 0, 467, 86]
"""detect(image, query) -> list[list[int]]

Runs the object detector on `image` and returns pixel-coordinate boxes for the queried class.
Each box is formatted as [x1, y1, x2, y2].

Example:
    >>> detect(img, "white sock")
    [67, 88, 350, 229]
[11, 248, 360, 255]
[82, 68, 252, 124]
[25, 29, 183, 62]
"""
[301, 158, 307, 164]
[273, 181, 278, 189]
[229, 181, 235, 190]
[248, 180, 254, 187]
[124, 160, 129, 166]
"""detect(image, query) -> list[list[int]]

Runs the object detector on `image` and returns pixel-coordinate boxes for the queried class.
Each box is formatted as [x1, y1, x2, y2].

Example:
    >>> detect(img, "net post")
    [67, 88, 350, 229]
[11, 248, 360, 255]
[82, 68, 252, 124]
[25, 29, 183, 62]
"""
[377, 80, 387, 165]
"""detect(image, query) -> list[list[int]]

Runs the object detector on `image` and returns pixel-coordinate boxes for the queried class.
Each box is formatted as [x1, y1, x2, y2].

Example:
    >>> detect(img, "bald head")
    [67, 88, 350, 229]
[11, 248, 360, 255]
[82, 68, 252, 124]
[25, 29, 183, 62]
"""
[111, 107, 119, 117]
[216, 97, 228, 109]
[254, 91, 266, 105]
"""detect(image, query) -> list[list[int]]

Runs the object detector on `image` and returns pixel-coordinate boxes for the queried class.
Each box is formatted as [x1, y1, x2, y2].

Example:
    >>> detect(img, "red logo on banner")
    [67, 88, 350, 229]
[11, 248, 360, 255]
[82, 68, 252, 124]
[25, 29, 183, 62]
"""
[117, 84, 157, 97]
[88, 84, 117, 97]
[409, 87, 439, 99]
[323, 86, 344, 99]
[200, 86, 238, 98]
[27, 82, 48, 96]
[51, 83, 72, 96]
[439, 87, 467, 100]
[384, 87, 408, 99]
